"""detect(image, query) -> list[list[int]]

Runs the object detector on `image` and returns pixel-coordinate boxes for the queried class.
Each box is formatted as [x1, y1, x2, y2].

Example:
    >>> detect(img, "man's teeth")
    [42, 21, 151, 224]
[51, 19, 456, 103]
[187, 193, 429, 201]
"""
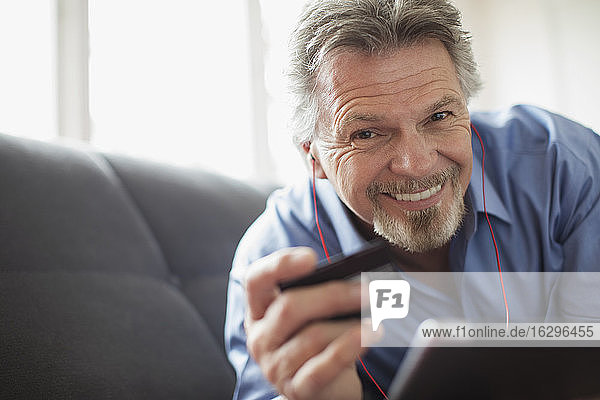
[392, 184, 442, 202]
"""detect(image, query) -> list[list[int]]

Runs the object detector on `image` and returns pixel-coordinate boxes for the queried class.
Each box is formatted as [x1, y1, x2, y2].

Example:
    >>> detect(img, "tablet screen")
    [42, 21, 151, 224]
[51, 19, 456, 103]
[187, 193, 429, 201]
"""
[388, 346, 600, 400]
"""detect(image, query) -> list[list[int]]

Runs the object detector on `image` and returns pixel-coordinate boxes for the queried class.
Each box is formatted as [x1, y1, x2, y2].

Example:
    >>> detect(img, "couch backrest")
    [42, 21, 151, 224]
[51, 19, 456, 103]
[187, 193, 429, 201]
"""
[0, 133, 267, 399]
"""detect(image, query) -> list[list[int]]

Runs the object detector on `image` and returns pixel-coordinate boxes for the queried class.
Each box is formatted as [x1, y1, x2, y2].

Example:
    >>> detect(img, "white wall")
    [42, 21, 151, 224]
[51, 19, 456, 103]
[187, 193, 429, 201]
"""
[89, 0, 256, 181]
[0, 0, 56, 141]
[454, 0, 600, 131]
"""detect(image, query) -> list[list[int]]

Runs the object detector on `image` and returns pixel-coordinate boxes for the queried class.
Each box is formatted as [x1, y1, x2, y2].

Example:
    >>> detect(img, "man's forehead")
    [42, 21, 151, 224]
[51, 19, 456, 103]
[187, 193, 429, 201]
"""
[313, 40, 464, 127]
[316, 40, 455, 90]
[315, 42, 461, 115]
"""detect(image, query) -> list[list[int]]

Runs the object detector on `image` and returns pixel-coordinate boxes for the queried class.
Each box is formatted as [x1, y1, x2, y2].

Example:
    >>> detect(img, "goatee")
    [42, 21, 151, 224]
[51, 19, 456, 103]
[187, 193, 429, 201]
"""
[366, 165, 465, 253]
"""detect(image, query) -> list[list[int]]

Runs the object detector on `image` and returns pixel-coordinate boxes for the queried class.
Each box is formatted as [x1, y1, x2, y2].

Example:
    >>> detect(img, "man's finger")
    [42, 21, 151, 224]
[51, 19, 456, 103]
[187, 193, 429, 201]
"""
[245, 247, 316, 321]
[267, 320, 360, 388]
[255, 279, 362, 353]
[284, 324, 366, 399]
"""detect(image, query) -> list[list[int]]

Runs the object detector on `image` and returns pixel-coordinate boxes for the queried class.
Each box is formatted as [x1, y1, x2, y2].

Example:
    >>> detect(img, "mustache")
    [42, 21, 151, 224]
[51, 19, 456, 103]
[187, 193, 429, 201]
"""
[366, 165, 461, 199]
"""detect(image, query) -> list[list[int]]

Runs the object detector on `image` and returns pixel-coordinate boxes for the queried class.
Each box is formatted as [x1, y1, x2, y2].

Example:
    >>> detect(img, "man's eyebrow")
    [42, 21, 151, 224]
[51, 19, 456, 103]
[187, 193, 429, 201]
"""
[338, 95, 463, 130]
[343, 113, 383, 125]
[426, 95, 463, 114]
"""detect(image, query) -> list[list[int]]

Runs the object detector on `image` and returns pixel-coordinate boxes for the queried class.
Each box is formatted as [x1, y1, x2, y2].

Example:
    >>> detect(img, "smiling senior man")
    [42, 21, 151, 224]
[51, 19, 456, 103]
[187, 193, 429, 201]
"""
[224, 0, 600, 399]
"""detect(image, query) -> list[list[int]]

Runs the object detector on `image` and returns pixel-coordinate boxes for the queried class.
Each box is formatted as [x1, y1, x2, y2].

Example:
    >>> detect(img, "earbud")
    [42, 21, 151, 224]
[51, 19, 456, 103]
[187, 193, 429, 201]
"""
[303, 141, 315, 163]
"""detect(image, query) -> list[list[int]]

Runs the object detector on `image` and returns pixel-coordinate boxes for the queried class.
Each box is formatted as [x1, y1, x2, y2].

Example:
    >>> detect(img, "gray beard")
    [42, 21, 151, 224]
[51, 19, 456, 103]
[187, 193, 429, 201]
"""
[366, 166, 465, 253]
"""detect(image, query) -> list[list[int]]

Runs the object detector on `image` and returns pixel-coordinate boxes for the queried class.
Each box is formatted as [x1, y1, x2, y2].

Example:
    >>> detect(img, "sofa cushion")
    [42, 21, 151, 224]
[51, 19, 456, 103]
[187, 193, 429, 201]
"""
[0, 271, 234, 399]
[0, 134, 169, 277]
[103, 155, 267, 349]
[103, 154, 267, 280]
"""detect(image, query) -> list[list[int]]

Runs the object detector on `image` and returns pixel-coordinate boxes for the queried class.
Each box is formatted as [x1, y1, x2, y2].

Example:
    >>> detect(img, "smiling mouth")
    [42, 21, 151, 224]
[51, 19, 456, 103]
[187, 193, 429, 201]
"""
[386, 184, 442, 202]
[367, 165, 460, 206]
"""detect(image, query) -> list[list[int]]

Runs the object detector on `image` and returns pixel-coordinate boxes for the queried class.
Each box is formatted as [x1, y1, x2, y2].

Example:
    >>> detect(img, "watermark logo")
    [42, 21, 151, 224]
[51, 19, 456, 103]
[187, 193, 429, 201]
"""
[369, 279, 411, 331]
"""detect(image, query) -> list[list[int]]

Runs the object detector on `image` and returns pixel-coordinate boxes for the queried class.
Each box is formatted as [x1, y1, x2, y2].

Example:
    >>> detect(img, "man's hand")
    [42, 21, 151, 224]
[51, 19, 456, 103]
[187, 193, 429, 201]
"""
[244, 247, 370, 400]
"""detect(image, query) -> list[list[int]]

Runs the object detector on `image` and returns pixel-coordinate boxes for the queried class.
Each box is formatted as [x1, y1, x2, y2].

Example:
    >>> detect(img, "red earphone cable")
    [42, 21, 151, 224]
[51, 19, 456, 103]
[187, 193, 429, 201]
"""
[358, 356, 390, 400]
[312, 158, 330, 262]
[471, 123, 510, 327]
[311, 158, 389, 400]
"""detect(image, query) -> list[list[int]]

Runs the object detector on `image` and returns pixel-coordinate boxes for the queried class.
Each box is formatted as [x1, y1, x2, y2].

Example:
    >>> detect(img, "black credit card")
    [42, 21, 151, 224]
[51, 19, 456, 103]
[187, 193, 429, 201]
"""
[278, 240, 397, 291]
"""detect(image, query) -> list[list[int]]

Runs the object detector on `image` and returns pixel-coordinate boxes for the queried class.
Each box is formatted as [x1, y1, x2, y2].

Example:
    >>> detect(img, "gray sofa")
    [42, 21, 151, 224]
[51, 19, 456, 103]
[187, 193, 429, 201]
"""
[0, 132, 268, 399]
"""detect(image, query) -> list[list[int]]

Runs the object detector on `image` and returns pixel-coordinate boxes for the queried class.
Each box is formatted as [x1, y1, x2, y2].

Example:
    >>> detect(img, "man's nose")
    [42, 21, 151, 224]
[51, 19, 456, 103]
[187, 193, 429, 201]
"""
[387, 129, 437, 178]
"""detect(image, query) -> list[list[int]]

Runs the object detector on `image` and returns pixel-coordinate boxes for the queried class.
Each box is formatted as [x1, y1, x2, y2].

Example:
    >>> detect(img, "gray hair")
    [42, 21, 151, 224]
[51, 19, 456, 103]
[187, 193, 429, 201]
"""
[287, 0, 482, 146]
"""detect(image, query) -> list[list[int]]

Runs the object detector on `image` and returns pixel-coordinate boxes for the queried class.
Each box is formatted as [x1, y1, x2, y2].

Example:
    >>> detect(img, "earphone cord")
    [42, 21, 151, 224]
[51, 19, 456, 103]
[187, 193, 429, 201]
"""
[311, 158, 390, 400]
[312, 159, 331, 262]
[471, 123, 510, 328]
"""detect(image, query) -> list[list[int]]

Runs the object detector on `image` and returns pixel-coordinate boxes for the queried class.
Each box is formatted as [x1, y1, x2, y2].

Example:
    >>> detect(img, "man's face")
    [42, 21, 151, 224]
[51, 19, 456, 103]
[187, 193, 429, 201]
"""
[310, 39, 473, 252]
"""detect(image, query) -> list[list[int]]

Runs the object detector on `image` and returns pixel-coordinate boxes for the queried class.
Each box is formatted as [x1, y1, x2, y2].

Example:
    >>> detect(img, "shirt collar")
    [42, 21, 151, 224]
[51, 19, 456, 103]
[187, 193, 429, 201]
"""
[314, 178, 369, 255]
[468, 151, 512, 225]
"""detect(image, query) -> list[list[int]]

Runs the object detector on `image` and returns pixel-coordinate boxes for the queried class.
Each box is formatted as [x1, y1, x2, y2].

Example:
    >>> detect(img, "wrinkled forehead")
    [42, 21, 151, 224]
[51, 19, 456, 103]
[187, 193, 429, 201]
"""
[314, 39, 463, 113]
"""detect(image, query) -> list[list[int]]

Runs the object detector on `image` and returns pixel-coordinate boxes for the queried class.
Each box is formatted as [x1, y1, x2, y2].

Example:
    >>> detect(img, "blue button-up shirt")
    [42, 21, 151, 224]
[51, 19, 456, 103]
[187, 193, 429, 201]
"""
[224, 105, 600, 399]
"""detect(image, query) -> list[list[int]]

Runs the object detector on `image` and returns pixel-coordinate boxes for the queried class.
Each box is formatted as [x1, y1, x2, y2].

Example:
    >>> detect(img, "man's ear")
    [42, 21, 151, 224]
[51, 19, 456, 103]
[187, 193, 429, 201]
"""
[301, 142, 327, 179]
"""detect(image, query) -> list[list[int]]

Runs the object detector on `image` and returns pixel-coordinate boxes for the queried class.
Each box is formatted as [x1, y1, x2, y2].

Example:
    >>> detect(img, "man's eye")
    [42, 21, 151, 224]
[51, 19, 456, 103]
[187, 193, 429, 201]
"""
[355, 130, 377, 140]
[430, 111, 452, 122]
